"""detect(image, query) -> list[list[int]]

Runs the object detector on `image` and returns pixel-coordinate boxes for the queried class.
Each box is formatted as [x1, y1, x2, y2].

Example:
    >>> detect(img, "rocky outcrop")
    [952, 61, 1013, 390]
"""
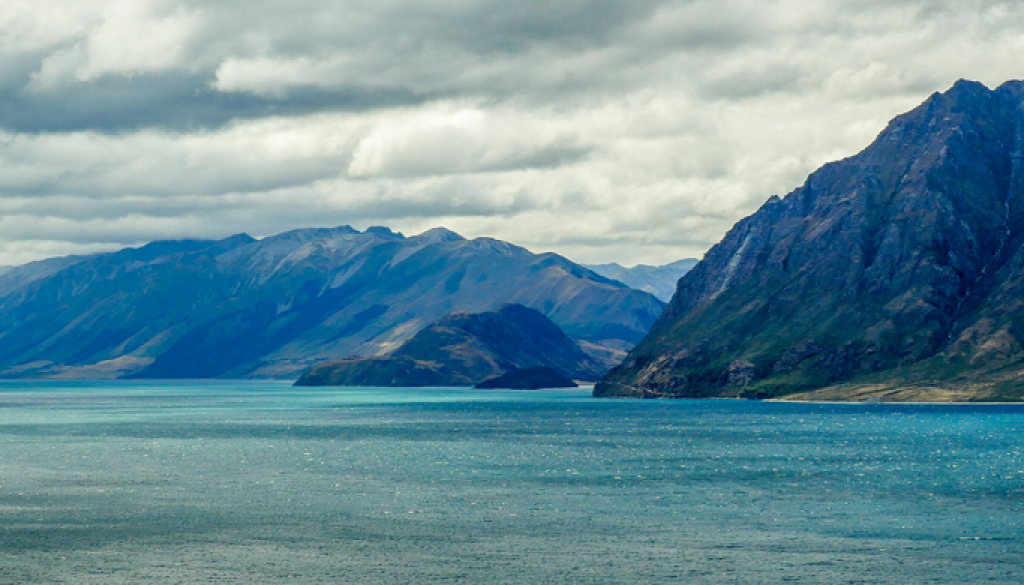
[295, 304, 603, 387]
[597, 79, 1024, 402]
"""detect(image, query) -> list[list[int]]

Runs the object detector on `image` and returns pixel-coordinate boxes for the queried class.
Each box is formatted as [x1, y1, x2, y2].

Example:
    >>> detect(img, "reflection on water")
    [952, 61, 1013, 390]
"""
[0, 381, 1020, 584]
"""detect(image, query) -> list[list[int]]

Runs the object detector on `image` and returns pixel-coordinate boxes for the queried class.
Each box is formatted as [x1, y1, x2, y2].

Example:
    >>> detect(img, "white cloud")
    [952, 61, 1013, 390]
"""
[27, 0, 202, 91]
[0, 0, 97, 53]
[2, 0, 1024, 267]
[0, 114, 361, 197]
[213, 55, 352, 97]
[347, 105, 587, 178]
[78, 1, 201, 79]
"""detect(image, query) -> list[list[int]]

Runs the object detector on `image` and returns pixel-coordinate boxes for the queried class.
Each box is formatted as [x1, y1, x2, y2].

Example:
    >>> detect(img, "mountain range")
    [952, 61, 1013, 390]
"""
[0, 227, 664, 379]
[597, 79, 1024, 402]
[585, 259, 698, 302]
[296, 304, 603, 386]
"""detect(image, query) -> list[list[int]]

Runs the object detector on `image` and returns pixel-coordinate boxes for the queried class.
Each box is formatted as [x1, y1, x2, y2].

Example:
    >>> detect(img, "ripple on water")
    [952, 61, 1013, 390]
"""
[0, 381, 1020, 584]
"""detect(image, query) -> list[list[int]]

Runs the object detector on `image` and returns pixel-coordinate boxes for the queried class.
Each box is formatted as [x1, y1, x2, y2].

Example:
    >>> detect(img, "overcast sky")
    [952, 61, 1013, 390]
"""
[2, 0, 1023, 267]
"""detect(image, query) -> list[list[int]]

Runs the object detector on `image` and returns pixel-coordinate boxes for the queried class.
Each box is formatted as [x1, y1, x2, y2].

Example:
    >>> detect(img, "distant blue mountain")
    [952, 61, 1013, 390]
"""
[585, 259, 698, 302]
[0, 226, 664, 379]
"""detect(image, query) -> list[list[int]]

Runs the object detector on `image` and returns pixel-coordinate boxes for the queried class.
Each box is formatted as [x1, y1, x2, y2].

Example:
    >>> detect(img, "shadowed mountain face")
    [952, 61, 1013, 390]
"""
[295, 304, 603, 387]
[598, 79, 1024, 402]
[585, 259, 698, 302]
[475, 366, 578, 389]
[0, 228, 663, 380]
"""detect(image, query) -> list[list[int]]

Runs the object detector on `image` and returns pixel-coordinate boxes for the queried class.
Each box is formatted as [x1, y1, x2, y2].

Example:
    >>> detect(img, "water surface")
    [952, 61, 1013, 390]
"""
[0, 380, 1020, 583]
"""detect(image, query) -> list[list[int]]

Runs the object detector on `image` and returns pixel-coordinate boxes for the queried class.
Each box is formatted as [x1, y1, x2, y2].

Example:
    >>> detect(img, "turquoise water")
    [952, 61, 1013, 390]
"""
[0, 381, 1021, 584]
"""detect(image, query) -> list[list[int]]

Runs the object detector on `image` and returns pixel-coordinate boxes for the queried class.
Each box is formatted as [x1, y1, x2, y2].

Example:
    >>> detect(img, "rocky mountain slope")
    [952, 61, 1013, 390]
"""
[296, 304, 602, 386]
[0, 227, 663, 379]
[585, 259, 698, 301]
[597, 79, 1024, 402]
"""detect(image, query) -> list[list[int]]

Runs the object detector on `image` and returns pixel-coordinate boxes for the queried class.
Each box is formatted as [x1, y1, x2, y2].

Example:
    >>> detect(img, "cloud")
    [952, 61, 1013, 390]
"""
[27, 0, 202, 91]
[213, 56, 352, 97]
[347, 106, 589, 178]
[0, 115, 358, 197]
[1, 0, 1024, 266]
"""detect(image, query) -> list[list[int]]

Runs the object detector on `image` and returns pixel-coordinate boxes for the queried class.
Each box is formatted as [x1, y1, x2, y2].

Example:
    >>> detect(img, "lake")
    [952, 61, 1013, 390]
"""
[0, 380, 1020, 583]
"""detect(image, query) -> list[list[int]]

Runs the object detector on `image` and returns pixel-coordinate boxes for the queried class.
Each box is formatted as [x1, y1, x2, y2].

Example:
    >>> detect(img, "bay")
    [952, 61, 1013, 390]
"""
[0, 380, 1020, 583]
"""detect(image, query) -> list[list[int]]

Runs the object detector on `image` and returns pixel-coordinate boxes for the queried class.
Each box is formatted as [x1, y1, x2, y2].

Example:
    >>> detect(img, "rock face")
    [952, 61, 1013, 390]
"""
[585, 259, 698, 302]
[475, 366, 578, 389]
[295, 304, 602, 386]
[597, 79, 1024, 402]
[0, 227, 663, 379]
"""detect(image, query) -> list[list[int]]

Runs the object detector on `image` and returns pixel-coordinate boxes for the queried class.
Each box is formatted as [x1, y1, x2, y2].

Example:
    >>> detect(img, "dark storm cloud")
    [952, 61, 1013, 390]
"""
[3, 0, 667, 133]
[1, 72, 430, 133]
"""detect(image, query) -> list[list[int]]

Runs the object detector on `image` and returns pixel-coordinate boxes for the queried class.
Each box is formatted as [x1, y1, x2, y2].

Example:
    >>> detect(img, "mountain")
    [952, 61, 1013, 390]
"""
[0, 227, 663, 380]
[295, 304, 603, 386]
[0, 255, 90, 298]
[475, 366, 578, 389]
[597, 79, 1024, 402]
[585, 259, 698, 302]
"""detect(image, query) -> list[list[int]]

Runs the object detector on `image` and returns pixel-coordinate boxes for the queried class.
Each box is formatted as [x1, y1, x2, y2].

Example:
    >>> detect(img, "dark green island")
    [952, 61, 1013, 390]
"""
[475, 367, 578, 389]
[296, 304, 602, 387]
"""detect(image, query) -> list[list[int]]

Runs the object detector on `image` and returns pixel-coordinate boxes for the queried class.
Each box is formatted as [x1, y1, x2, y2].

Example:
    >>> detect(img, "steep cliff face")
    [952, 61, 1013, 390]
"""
[597, 79, 1024, 401]
[0, 227, 663, 379]
[295, 304, 603, 387]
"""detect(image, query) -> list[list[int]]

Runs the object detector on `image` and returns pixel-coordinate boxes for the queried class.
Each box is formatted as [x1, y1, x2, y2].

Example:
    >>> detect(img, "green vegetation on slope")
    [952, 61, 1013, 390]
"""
[597, 79, 1024, 402]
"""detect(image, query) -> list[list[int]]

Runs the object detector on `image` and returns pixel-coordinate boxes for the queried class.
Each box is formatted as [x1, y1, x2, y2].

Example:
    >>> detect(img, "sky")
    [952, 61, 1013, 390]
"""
[2, 0, 1024, 267]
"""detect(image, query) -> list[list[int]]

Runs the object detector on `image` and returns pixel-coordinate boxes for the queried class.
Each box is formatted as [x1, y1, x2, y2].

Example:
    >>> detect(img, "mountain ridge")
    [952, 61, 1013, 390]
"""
[0, 226, 664, 380]
[597, 78, 1024, 402]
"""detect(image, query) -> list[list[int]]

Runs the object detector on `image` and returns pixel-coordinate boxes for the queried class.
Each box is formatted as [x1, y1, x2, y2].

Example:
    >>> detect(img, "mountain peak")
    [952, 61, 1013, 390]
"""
[411, 227, 465, 243]
[223, 233, 256, 246]
[949, 78, 989, 93]
[996, 79, 1024, 100]
[364, 226, 404, 238]
[263, 226, 361, 244]
[597, 78, 1024, 401]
